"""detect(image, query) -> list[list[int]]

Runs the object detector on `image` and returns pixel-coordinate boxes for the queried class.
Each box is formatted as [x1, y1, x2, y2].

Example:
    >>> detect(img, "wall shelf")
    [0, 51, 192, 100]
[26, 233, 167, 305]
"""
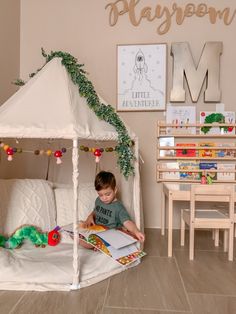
[157, 121, 236, 183]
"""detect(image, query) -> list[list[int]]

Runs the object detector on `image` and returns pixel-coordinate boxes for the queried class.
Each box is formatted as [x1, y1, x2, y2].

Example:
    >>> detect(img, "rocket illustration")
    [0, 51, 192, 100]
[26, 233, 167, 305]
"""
[133, 49, 148, 80]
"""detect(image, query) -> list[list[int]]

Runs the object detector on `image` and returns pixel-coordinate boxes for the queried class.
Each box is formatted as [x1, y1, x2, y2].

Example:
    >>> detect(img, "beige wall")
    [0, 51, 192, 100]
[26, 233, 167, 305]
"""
[0, 0, 20, 104]
[20, 0, 236, 227]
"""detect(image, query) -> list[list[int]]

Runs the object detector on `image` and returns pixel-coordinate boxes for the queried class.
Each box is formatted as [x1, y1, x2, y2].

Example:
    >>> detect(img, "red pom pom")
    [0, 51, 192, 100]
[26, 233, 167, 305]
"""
[6, 147, 14, 161]
[54, 150, 63, 164]
[94, 149, 102, 163]
[54, 150, 62, 158]
[6, 147, 13, 155]
[94, 149, 101, 157]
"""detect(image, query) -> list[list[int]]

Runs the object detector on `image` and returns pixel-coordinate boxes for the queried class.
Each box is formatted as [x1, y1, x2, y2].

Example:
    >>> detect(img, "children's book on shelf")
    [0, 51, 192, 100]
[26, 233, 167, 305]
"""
[199, 162, 217, 180]
[217, 163, 235, 181]
[166, 105, 196, 135]
[199, 142, 216, 158]
[176, 143, 196, 157]
[216, 143, 235, 158]
[61, 223, 146, 266]
[159, 136, 175, 157]
[178, 160, 200, 180]
[200, 111, 235, 135]
[159, 162, 179, 180]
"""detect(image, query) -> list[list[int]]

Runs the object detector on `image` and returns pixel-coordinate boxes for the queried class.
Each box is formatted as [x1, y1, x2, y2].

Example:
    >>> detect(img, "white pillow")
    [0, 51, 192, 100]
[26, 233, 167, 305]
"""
[54, 183, 97, 226]
[0, 179, 56, 235]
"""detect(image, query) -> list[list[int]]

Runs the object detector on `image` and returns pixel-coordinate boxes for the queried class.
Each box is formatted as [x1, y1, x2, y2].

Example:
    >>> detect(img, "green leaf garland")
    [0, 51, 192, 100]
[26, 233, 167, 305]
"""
[15, 49, 135, 178]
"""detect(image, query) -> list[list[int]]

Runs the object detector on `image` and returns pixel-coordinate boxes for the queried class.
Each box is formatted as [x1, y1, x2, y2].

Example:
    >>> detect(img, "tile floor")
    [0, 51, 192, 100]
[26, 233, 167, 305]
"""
[0, 229, 236, 314]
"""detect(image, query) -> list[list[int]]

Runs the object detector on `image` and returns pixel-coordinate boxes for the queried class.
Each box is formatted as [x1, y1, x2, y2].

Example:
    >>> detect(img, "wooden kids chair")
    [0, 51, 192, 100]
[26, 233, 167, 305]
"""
[180, 184, 234, 261]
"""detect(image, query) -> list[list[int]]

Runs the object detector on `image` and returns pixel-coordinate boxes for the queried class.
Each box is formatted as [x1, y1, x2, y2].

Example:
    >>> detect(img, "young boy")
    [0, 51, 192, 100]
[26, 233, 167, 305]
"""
[82, 171, 145, 246]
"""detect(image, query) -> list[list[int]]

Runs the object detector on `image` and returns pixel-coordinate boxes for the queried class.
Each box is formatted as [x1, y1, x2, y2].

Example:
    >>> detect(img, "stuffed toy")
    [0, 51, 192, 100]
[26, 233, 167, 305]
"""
[0, 225, 60, 249]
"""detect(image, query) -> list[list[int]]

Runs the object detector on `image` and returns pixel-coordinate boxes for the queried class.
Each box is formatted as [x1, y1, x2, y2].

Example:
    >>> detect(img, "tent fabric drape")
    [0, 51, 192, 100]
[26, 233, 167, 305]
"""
[0, 57, 142, 291]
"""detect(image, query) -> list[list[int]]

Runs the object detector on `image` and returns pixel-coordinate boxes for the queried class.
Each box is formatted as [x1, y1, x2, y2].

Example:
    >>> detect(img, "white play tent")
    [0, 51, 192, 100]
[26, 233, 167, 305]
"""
[0, 57, 142, 290]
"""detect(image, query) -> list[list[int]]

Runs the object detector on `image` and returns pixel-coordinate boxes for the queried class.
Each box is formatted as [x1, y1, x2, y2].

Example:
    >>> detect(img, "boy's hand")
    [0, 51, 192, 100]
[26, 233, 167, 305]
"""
[84, 214, 95, 228]
[134, 231, 145, 243]
[123, 220, 145, 243]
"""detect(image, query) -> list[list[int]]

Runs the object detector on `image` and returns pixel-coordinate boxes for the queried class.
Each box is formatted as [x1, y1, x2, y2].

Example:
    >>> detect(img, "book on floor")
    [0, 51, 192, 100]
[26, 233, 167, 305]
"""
[60, 223, 146, 266]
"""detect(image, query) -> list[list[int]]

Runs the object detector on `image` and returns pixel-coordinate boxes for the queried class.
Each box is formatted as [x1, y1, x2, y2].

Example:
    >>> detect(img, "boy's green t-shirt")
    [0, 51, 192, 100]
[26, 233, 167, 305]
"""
[94, 197, 131, 228]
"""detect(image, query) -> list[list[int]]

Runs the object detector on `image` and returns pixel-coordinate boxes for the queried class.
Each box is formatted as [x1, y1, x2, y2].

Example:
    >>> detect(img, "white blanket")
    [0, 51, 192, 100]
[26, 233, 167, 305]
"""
[0, 179, 140, 291]
[0, 235, 131, 291]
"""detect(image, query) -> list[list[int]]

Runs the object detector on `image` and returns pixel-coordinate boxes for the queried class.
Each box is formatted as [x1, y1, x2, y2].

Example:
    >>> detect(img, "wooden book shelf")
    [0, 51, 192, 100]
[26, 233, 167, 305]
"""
[157, 121, 236, 183]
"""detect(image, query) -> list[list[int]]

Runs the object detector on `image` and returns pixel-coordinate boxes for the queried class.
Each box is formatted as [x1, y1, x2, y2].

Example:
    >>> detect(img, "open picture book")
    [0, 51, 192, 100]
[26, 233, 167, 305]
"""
[60, 223, 146, 266]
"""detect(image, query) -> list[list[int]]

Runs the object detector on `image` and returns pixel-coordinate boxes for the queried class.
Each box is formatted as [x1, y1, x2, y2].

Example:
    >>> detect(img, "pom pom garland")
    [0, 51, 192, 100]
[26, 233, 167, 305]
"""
[0, 140, 67, 164]
[0, 140, 132, 165]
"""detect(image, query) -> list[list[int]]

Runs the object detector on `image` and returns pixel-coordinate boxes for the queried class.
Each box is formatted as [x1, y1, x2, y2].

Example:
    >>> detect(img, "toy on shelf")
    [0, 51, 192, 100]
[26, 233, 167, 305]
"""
[201, 172, 207, 184]
[0, 225, 60, 249]
[206, 174, 213, 184]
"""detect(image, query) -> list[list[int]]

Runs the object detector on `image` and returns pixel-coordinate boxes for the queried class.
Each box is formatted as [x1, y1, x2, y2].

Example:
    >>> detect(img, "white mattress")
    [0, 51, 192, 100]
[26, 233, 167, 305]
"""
[0, 179, 140, 291]
[0, 235, 134, 291]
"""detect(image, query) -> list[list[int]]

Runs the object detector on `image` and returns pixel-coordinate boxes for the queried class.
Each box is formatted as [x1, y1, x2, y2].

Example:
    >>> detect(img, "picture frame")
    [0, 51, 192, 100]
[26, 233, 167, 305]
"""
[117, 43, 167, 112]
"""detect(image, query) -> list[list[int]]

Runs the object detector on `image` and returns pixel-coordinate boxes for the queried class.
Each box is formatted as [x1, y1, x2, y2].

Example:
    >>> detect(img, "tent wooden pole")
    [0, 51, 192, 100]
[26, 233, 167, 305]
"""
[71, 138, 80, 289]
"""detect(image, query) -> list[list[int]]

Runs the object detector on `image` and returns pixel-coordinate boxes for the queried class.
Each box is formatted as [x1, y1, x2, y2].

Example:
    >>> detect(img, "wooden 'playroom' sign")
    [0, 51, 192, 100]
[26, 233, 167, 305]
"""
[105, 0, 236, 35]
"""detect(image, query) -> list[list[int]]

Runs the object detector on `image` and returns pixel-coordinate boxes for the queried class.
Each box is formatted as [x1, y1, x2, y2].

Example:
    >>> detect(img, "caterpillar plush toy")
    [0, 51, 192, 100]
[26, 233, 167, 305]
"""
[0, 225, 60, 249]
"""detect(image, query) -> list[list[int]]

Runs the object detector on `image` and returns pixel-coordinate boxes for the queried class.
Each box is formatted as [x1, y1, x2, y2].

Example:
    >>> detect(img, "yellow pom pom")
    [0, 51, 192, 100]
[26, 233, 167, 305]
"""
[3, 145, 9, 151]
[46, 149, 52, 156]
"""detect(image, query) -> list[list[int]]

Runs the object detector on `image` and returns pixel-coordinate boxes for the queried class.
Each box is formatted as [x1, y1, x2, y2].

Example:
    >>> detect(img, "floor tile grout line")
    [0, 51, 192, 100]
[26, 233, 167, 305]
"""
[188, 292, 236, 298]
[100, 277, 111, 314]
[104, 305, 192, 312]
[8, 291, 27, 314]
[173, 248, 227, 253]
[146, 254, 174, 258]
[173, 255, 194, 314]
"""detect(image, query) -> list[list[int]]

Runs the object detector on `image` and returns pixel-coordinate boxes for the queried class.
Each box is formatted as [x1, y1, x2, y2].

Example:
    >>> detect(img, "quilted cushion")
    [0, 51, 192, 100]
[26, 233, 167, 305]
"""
[54, 183, 97, 226]
[0, 179, 56, 234]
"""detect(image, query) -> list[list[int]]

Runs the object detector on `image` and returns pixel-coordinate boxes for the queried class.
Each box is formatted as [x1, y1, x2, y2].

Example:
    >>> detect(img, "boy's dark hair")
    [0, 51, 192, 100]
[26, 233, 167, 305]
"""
[95, 171, 116, 191]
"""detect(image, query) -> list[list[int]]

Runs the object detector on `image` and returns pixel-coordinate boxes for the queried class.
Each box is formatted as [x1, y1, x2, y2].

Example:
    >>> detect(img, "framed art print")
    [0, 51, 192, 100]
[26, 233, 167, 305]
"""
[117, 43, 167, 111]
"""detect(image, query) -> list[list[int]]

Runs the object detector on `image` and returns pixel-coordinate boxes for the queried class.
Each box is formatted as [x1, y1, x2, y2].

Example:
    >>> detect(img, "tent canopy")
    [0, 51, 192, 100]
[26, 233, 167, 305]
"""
[0, 58, 134, 140]
[0, 56, 141, 291]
